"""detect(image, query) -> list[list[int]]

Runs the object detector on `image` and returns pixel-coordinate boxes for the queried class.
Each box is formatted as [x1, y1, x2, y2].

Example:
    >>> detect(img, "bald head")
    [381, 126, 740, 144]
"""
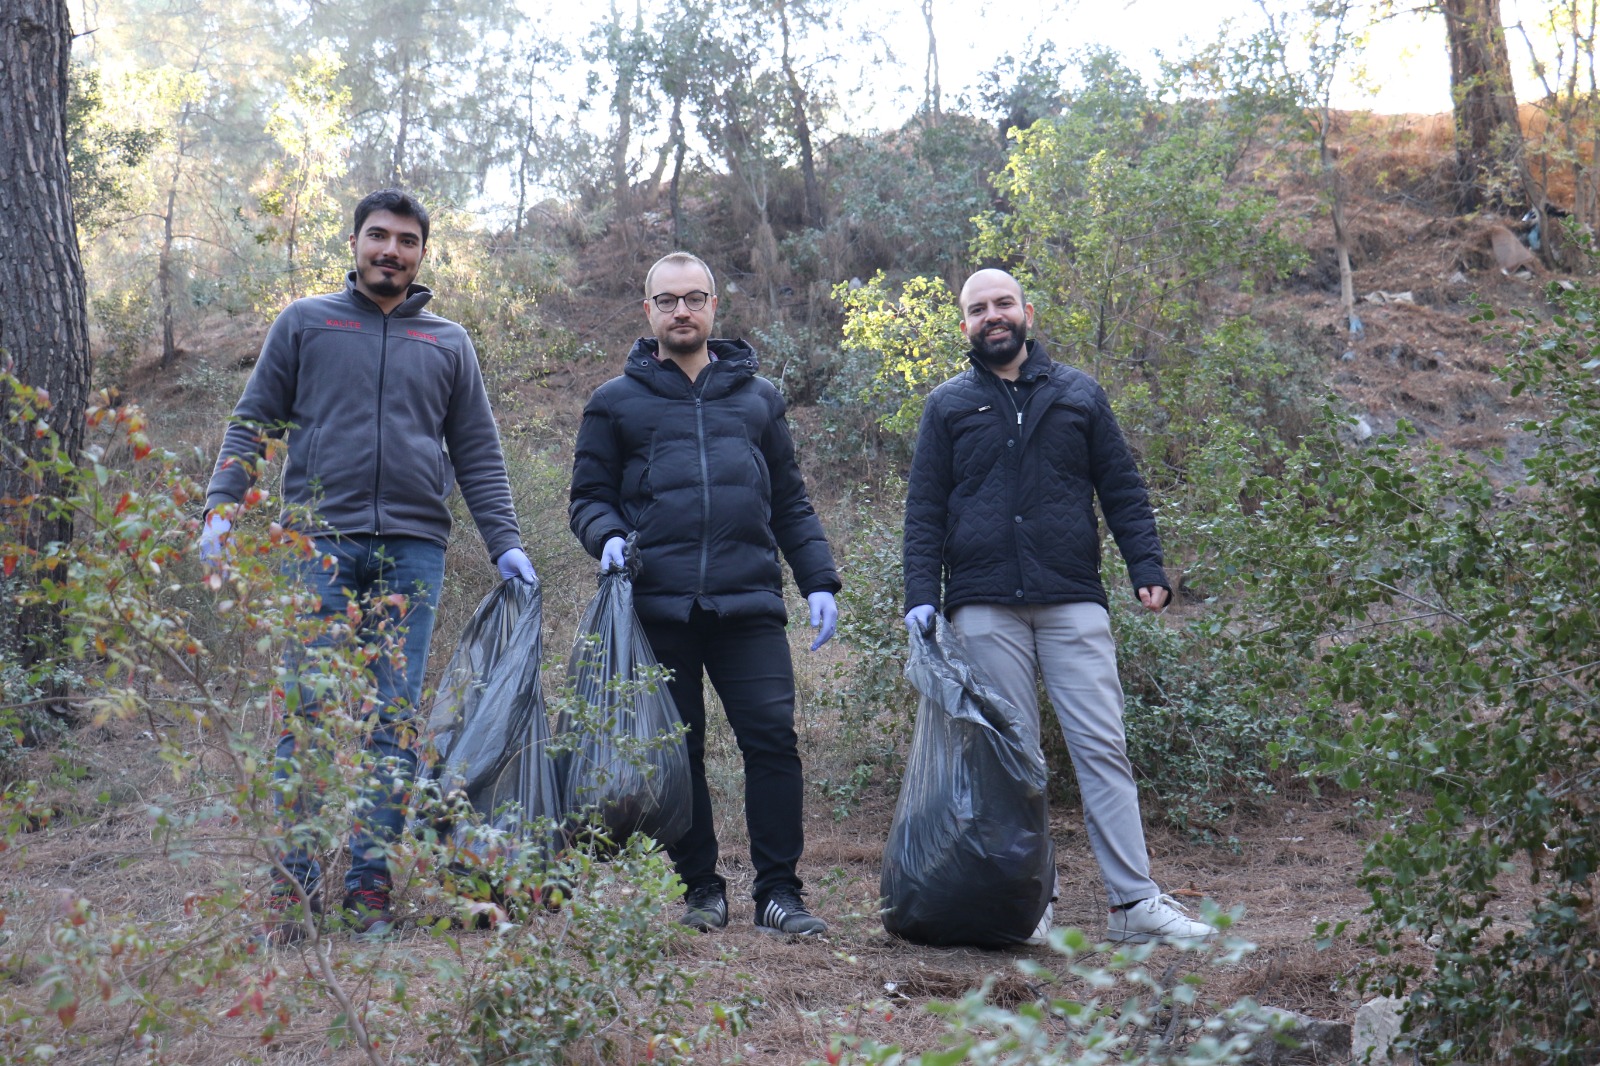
[958, 268, 1025, 312]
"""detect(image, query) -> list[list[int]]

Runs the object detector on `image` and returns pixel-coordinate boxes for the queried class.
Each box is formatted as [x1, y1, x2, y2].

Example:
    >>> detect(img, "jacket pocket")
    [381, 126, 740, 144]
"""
[621, 462, 653, 530]
[285, 426, 323, 501]
[746, 443, 771, 499]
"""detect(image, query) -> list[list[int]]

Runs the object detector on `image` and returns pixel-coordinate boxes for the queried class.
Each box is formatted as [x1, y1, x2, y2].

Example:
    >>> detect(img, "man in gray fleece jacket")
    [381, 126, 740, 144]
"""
[201, 189, 534, 942]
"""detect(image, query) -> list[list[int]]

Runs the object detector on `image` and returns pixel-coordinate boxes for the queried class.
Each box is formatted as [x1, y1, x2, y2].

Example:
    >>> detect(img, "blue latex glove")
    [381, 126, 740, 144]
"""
[198, 511, 231, 567]
[497, 547, 535, 584]
[807, 590, 838, 651]
[600, 536, 627, 573]
[904, 604, 936, 634]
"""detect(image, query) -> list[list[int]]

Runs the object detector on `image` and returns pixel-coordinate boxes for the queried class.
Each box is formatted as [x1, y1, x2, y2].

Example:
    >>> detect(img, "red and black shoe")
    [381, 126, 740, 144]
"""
[257, 877, 322, 947]
[341, 874, 397, 938]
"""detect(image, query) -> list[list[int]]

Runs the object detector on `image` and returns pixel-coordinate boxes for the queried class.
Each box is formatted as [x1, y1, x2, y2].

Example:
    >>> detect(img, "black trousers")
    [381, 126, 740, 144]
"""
[642, 607, 804, 903]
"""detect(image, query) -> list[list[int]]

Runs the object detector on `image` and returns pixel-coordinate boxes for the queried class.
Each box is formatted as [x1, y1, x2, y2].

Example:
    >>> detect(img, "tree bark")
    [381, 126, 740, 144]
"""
[0, 0, 92, 685]
[1442, 0, 1526, 210]
[392, 47, 411, 184]
[776, 0, 823, 229]
[922, 0, 940, 125]
[668, 94, 686, 246]
[607, 0, 642, 222]
[159, 170, 179, 366]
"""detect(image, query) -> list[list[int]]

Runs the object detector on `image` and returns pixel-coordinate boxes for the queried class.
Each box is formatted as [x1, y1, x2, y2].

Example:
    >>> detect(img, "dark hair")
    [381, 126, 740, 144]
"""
[352, 189, 430, 246]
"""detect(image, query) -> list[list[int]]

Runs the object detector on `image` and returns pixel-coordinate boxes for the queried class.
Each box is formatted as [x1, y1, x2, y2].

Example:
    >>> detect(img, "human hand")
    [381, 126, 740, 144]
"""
[807, 590, 838, 651]
[497, 547, 536, 584]
[198, 511, 232, 567]
[1138, 585, 1170, 612]
[904, 604, 936, 634]
[600, 536, 627, 573]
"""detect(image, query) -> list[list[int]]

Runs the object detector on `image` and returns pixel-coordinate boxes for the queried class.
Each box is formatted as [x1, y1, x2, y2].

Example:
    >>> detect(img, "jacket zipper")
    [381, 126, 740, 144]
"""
[694, 391, 711, 596]
[996, 373, 1042, 594]
[372, 311, 391, 534]
[997, 374, 1032, 430]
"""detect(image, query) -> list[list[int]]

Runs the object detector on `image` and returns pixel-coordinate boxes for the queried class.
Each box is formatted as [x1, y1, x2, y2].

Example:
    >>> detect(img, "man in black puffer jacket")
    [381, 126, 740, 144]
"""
[902, 268, 1215, 946]
[570, 252, 841, 937]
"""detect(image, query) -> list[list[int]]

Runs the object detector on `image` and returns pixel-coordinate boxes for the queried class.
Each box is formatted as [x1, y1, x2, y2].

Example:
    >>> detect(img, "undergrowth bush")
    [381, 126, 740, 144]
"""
[0, 378, 726, 1064]
[417, 834, 717, 1065]
[1113, 605, 1279, 838]
[1225, 281, 1600, 1064]
[816, 491, 917, 819]
[822, 906, 1273, 1066]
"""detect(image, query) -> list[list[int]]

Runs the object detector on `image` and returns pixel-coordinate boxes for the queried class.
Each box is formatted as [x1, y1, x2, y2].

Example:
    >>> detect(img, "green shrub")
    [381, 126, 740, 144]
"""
[813, 491, 917, 819]
[1225, 282, 1600, 1063]
[1114, 604, 1280, 837]
[417, 834, 711, 1065]
[821, 906, 1271, 1066]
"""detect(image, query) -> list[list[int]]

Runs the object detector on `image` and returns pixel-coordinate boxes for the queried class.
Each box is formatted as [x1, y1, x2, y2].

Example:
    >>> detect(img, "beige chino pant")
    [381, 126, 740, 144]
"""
[950, 601, 1160, 906]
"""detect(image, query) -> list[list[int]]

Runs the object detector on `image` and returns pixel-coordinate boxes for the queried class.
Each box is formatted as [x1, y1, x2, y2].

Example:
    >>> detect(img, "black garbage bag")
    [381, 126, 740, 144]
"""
[880, 616, 1055, 948]
[422, 575, 561, 860]
[554, 555, 691, 850]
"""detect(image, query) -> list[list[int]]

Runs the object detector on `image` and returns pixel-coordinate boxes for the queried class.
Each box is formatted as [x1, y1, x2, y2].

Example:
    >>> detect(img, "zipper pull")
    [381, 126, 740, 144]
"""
[1017, 411, 1023, 427]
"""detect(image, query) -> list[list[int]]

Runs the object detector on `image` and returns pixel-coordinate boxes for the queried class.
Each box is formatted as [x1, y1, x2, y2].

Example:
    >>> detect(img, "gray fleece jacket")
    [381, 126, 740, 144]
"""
[205, 274, 521, 561]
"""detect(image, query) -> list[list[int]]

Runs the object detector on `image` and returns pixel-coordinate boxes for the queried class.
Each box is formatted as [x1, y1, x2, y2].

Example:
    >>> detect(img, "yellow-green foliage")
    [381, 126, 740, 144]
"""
[836, 272, 968, 435]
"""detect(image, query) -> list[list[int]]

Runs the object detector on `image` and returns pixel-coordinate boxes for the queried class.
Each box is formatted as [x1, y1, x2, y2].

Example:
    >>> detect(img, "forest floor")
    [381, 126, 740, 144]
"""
[8, 697, 1406, 1065]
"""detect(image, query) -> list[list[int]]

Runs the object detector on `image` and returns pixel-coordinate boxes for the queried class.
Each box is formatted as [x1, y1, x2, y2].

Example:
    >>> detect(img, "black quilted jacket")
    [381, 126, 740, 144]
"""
[903, 340, 1169, 614]
[569, 337, 841, 624]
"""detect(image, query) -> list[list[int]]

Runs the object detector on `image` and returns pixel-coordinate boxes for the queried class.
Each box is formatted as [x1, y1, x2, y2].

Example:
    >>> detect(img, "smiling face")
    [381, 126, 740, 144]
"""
[958, 269, 1034, 369]
[644, 258, 718, 359]
[349, 208, 426, 310]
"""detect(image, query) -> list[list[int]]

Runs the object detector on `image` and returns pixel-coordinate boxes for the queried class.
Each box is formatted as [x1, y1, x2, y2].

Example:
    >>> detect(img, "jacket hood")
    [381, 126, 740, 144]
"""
[344, 271, 434, 317]
[624, 337, 759, 399]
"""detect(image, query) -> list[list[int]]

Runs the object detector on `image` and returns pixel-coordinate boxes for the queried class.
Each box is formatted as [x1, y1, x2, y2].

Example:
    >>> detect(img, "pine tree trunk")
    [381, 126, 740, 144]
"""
[159, 179, 178, 366]
[0, 0, 92, 696]
[668, 95, 686, 247]
[777, 0, 823, 229]
[1442, 0, 1526, 211]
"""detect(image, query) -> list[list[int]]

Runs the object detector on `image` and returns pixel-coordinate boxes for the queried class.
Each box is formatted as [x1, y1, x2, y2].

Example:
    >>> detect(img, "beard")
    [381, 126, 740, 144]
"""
[361, 260, 412, 297]
[656, 321, 708, 356]
[971, 320, 1027, 367]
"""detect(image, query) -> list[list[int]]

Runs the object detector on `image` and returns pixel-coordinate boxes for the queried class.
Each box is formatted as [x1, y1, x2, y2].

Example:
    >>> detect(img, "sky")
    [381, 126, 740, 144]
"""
[859, 0, 1456, 121]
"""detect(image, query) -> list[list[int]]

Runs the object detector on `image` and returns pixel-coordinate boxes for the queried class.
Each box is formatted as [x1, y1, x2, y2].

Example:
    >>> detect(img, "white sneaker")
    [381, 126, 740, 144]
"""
[1026, 869, 1061, 946]
[1106, 894, 1216, 944]
[1025, 901, 1053, 946]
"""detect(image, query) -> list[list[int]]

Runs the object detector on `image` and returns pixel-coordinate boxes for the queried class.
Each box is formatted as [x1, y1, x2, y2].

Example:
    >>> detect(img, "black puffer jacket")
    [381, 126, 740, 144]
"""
[569, 338, 841, 624]
[903, 340, 1169, 614]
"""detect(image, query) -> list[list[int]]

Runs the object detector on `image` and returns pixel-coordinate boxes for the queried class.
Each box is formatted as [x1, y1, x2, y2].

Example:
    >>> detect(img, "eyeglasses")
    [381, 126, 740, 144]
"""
[650, 290, 711, 313]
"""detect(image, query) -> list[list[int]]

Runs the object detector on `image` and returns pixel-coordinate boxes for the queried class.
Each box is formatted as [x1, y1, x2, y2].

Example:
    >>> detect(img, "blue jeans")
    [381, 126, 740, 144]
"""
[274, 535, 445, 892]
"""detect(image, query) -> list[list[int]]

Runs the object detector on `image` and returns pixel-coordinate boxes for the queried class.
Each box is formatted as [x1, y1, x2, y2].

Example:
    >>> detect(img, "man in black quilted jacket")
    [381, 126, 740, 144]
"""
[569, 251, 841, 937]
[902, 267, 1215, 945]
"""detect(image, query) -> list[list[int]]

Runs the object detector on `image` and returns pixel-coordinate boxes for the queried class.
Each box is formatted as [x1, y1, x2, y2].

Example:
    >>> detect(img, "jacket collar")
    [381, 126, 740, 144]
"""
[344, 271, 433, 317]
[968, 338, 1053, 382]
[625, 337, 760, 399]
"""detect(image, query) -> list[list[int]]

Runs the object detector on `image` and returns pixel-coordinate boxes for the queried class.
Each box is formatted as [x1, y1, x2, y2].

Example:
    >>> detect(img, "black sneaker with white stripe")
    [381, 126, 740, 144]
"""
[679, 881, 728, 932]
[754, 888, 827, 936]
